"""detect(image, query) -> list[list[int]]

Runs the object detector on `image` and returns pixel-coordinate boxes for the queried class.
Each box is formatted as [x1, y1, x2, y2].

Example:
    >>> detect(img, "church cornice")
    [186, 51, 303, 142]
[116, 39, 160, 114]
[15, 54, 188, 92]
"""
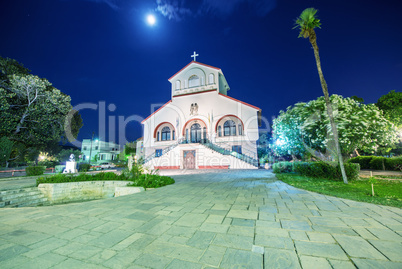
[218, 93, 261, 111]
[168, 61, 221, 81]
[141, 100, 172, 124]
[173, 89, 216, 98]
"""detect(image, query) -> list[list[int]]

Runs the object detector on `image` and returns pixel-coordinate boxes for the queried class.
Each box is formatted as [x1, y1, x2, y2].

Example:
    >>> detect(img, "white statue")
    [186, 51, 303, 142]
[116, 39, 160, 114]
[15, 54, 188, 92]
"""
[69, 154, 75, 162]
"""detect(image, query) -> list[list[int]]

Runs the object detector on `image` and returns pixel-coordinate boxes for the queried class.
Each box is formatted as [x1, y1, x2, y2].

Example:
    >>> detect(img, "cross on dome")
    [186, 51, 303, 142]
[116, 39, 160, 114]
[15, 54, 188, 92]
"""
[191, 51, 199, 61]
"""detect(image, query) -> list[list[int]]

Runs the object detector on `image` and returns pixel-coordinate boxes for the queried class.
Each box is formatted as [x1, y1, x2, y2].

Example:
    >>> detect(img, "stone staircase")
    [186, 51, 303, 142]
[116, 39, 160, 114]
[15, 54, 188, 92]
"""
[0, 187, 48, 208]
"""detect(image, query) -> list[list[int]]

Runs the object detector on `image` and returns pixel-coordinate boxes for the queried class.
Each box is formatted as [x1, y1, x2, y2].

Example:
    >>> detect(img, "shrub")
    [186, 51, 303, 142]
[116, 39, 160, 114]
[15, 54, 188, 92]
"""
[369, 157, 386, 170]
[78, 163, 91, 172]
[128, 174, 175, 188]
[26, 166, 46, 176]
[273, 162, 294, 173]
[36, 171, 129, 186]
[385, 157, 402, 171]
[347, 156, 373, 169]
[55, 165, 65, 173]
[293, 161, 360, 181]
[38, 160, 59, 168]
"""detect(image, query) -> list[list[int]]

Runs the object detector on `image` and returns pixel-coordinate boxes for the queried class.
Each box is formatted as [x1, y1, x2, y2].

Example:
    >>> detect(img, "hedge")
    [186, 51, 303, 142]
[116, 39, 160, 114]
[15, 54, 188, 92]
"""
[273, 161, 360, 181]
[26, 166, 46, 176]
[78, 163, 91, 172]
[272, 162, 294, 174]
[348, 156, 402, 171]
[293, 161, 360, 181]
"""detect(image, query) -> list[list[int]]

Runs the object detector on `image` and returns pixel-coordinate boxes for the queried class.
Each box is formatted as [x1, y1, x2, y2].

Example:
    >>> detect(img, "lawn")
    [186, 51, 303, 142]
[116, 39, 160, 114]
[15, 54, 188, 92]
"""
[276, 173, 402, 208]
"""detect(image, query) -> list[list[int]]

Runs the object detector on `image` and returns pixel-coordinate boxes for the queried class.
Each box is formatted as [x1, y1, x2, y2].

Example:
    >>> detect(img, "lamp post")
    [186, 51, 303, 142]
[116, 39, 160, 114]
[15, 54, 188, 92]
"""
[89, 132, 94, 165]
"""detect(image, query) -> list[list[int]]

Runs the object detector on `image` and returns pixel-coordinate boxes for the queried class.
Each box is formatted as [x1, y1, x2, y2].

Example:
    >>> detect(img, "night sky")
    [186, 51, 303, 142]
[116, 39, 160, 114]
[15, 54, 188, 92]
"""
[1, 0, 401, 146]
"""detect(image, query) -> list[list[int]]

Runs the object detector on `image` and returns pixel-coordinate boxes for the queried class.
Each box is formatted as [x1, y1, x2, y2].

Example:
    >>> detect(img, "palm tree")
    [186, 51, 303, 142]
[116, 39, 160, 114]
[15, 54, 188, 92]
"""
[294, 8, 348, 184]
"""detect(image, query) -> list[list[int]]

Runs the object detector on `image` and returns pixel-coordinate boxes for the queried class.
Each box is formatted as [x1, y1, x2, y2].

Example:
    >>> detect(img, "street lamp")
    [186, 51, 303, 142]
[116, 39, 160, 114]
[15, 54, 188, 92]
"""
[89, 132, 97, 165]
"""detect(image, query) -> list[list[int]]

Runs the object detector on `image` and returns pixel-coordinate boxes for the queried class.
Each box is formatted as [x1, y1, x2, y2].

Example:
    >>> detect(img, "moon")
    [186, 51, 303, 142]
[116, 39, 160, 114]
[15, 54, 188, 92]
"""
[146, 14, 156, 26]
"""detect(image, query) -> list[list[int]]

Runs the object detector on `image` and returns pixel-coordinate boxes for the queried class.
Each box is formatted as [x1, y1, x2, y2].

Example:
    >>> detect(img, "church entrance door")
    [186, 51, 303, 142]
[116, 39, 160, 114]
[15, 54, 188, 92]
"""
[183, 150, 195, 169]
[190, 123, 202, 143]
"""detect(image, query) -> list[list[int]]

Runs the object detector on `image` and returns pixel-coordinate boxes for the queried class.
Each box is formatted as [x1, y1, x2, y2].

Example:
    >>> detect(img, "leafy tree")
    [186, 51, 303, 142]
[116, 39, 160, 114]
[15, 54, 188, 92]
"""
[350, 95, 364, 103]
[271, 95, 399, 159]
[0, 137, 14, 167]
[124, 142, 136, 156]
[0, 56, 83, 152]
[294, 8, 348, 183]
[57, 148, 82, 163]
[376, 90, 402, 128]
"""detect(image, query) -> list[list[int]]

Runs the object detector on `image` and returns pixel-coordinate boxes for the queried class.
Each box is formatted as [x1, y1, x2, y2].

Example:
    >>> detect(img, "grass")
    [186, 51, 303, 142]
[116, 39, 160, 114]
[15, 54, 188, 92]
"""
[276, 173, 402, 208]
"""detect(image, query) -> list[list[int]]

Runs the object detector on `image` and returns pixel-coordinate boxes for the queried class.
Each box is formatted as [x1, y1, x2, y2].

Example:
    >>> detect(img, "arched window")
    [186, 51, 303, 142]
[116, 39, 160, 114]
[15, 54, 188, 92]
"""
[224, 120, 236, 136]
[209, 73, 214, 84]
[218, 126, 222, 137]
[203, 127, 207, 140]
[157, 132, 160, 141]
[238, 124, 242, 135]
[189, 75, 200, 88]
[175, 80, 181, 90]
[190, 123, 202, 143]
[161, 126, 171, 141]
[172, 130, 175, 140]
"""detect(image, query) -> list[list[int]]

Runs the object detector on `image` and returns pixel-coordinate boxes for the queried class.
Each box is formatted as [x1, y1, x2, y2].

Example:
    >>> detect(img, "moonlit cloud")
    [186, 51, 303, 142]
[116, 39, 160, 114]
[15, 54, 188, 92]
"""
[155, 0, 277, 21]
[83, 0, 120, 10]
[155, 0, 192, 21]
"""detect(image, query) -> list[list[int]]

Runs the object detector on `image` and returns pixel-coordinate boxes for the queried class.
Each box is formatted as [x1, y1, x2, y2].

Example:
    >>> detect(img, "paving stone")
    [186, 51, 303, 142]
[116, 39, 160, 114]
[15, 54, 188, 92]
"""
[213, 234, 254, 250]
[187, 231, 216, 249]
[103, 249, 142, 268]
[52, 258, 102, 269]
[289, 231, 308, 241]
[368, 239, 402, 262]
[227, 209, 258, 220]
[281, 220, 312, 231]
[22, 237, 68, 258]
[112, 233, 142, 251]
[220, 248, 263, 269]
[255, 227, 289, 237]
[328, 259, 357, 269]
[88, 229, 133, 248]
[255, 235, 294, 250]
[353, 227, 378, 240]
[165, 226, 197, 237]
[258, 212, 275, 221]
[199, 223, 229, 233]
[69, 245, 103, 260]
[294, 240, 349, 260]
[200, 245, 226, 267]
[256, 220, 281, 228]
[143, 241, 176, 256]
[168, 244, 205, 262]
[307, 232, 335, 243]
[205, 215, 224, 224]
[299, 255, 332, 269]
[227, 226, 254, 237]
[264, 248, 301, 269]
[126, 211, 156, 222]
[0, 244, 31, 261]
[231, 218, 255, 227]
[312, 225, 358, 236]
[166, 259, 203, 269]
[332, 234, 387, 260]
[352, 258, 402, 269]
[367, 227, 402, 242]
[175, 213, 208, 227]
[88, 249, 117, 264]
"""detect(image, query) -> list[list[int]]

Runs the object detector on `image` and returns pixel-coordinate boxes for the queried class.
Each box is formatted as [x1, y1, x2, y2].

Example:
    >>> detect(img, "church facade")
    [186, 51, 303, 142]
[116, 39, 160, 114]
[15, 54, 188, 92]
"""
[141, 57, 261, 170]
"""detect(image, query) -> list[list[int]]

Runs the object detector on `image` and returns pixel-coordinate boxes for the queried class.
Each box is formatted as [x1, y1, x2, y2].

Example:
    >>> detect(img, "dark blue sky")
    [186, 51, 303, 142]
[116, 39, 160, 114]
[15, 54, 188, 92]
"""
[1, 0, 401, 145]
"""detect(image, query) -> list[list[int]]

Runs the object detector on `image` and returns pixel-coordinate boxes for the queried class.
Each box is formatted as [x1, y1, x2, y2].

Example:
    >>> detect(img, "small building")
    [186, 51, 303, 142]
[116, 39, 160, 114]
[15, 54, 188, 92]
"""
[81, 140, 120, 163]
[141, 55, 261, 170]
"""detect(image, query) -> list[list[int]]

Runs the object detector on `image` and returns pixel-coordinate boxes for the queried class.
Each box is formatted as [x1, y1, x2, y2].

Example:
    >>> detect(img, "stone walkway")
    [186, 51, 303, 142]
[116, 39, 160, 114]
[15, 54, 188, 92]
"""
[0, 170, 401, 268]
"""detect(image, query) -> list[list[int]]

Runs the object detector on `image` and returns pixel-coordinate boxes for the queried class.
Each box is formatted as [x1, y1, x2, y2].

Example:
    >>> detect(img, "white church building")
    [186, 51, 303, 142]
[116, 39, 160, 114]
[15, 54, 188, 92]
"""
[141, 53, 261, 170]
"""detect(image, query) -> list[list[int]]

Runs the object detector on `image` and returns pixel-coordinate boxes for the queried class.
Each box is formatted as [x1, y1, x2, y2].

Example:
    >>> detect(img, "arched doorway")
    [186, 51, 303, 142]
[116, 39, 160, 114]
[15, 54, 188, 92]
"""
[190, 123, 202, 143]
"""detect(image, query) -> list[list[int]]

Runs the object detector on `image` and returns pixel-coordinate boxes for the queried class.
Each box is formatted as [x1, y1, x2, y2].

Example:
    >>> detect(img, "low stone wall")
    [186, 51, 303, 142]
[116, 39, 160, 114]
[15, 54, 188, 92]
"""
[38, 181, 144, 204]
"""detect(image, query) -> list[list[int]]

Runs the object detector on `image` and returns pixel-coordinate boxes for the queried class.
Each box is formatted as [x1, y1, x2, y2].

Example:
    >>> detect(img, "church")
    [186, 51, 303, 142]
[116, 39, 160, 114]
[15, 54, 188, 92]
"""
[141, 53, 261, 170]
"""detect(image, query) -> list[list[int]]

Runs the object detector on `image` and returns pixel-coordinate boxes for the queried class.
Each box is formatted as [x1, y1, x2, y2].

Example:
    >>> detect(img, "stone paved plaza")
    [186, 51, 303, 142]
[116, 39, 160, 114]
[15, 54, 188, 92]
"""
[0, 170, 401, 268]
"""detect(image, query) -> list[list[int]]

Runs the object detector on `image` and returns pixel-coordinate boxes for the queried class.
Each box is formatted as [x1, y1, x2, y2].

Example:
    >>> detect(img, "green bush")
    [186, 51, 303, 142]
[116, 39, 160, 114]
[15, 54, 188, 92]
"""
[385, 157, 402, 171]
[55, 165, 65, 173]
[347, 156, 373, 169]
[36, 171, 129, 186]
[272, 162, 294, 173]
[128, 174, 175, 188]
[26, 166, 46, 176]
[293, 161, 360, 181]
[369, 157, 386, 170]
[78, 163, 91, 172]
[38, 160, 59, 168]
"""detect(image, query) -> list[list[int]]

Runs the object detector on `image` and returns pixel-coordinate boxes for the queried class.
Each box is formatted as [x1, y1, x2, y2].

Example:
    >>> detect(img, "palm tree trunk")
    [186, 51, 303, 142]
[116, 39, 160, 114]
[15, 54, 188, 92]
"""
[309, 31, 348, 184]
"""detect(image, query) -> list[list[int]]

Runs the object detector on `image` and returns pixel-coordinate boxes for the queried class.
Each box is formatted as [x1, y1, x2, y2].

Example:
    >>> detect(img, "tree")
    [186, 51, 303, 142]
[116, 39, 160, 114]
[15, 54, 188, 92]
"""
[294, 8, 348, 183]
[376, 90, 402, 128]
[271, 95, 399, 159]
[0, 137, 14, 167]
[57, 148, 82, 163]
[0, 56, 83, 154]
